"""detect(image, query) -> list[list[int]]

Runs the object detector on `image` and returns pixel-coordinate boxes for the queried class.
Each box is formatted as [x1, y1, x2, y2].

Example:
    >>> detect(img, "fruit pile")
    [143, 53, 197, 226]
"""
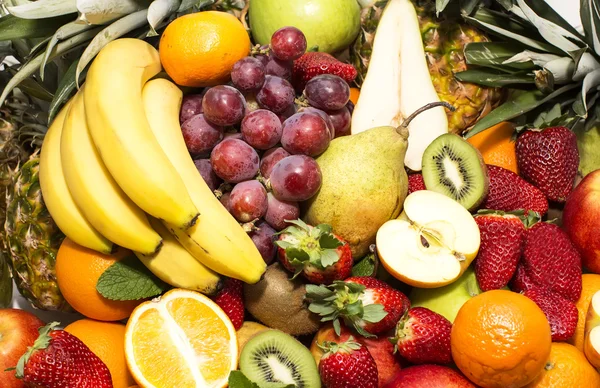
[2, 1, 600, 388]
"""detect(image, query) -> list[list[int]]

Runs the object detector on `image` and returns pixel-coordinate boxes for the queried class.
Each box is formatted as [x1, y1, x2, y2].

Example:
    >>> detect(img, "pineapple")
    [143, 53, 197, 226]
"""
[351, 0, 503, 134]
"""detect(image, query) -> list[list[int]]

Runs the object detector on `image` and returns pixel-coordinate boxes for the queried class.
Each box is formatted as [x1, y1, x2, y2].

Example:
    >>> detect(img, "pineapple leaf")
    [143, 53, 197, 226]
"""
[178, 0, 216, 12]
[517, 0, 586, 41]
[48, 59, 81, 123]
[459, 0, 481, 16]
[454, 69, 535, 87]
[75, 9, 149, 86]
[76, 0, 147, 25]
[0, 27, 101, 107]
[573, 51, 600, 81]
[40, 21, 95, 81]
[0, 14, 73, 41]
[464, 42, 537, 70]
[465, 83, 581, 138]
[572, 68, 600, 117]
[495, 0, 515, 11]
[580, 0, 600, 55]
[147, 0, 180, 37]
[6, 67, 54, 101]
[544, 57, 576, 84]
[6, 0, 77, 19]
[436, 0, 452, 15]
[504, 50, 562, 67]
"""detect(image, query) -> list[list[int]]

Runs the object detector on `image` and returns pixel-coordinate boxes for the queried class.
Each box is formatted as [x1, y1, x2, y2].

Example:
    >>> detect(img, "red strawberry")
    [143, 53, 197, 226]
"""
[276, 219, 353, 284]
[521, 222, 582, 302]
[390, 307, 452, 365]
[516, 126, 579, 202]
[292, 52, 358, 92]
[407, 173, 426, 195]
[306, 276, 410, 337]
[13, 322, 113, 388]
[523, 287, 578, 341]
[318, 337, 379, 388]
[481, 165, 548, 215]
[509, 262, 537, 293]
[211, 278, 244, 330]
[473, 211, 526, 291]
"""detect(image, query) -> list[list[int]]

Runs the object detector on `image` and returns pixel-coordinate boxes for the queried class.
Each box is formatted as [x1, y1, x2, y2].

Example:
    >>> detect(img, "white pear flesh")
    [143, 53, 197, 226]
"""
[350, 0, 448, 171]
[376, 190, 480, 288]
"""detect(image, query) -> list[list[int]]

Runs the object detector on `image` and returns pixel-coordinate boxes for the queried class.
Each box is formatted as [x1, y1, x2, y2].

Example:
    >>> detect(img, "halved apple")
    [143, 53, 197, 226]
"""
[584, 290, 600, 368]
[376, 190, 480, 288]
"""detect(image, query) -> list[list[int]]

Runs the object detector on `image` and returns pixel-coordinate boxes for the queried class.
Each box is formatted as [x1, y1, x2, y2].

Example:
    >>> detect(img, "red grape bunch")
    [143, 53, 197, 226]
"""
[177, 26, 357, 265]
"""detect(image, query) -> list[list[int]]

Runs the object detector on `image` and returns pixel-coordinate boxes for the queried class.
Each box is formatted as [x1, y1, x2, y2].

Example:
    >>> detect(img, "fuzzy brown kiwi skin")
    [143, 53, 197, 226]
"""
[244, 263, 321, 336]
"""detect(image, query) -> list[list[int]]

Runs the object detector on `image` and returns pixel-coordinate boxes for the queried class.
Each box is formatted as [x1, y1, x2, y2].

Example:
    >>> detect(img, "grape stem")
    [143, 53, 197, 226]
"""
[397, 101, 456, 135]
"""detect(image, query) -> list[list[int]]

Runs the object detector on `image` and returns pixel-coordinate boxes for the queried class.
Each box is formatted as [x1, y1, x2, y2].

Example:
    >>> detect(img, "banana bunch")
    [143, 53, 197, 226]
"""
[38, 39, 266, 292]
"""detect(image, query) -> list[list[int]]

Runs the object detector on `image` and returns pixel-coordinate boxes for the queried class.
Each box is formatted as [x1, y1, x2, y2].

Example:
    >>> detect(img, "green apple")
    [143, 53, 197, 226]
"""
[576, 125, 600, 178]
[409, 266, 481, 323]
[248, 0, 361, 54]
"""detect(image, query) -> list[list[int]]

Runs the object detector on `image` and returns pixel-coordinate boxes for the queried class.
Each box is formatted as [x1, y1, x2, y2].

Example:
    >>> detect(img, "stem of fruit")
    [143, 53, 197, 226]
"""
[398, 101, 456, 135]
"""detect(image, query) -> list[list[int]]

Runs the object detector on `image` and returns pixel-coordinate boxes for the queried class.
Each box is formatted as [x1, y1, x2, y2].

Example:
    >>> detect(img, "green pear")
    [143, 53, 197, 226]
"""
[576, 125, 600, 178]
[409, 266, 492, 323]
[303, 126, 409, 259]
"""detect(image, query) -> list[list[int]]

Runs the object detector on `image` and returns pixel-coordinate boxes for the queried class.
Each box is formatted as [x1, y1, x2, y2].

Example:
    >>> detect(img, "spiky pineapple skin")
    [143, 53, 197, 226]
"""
[4, 156, 69, 311]
[350, 0, 503, 134]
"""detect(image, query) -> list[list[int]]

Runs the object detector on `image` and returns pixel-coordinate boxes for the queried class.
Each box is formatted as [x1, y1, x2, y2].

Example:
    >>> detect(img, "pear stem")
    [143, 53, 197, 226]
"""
[397, 102, 456, 134]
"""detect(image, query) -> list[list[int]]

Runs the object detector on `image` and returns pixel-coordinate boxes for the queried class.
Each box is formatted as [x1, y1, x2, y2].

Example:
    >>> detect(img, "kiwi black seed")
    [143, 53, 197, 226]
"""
[239, 329, 321, 388]
[421, 133, 489, 210]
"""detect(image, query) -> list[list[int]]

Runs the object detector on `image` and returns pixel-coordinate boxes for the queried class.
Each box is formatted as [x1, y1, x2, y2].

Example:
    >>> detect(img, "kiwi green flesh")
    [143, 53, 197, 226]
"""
[240, 330, 321, 388]
[422, 133, 488, 210]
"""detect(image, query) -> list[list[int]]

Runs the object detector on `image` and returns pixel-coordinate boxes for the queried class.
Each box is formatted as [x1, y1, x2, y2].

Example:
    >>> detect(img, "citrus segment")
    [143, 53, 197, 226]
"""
[125, 289, 237, 388]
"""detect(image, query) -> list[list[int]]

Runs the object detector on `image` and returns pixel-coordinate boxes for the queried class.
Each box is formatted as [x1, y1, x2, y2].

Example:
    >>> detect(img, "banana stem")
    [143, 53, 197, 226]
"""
[397, 101, 456, 135]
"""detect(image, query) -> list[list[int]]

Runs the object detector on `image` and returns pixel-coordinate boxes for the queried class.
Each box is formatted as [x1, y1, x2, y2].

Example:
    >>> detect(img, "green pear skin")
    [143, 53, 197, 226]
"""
[303, 126, 409, 259]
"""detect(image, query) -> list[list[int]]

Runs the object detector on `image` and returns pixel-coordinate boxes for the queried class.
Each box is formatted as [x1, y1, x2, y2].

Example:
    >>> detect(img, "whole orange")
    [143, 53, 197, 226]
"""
[65, 319, 135, 388]
[159, 11, 250, 87]
[570, 274, 600, 351]
[55, 238, 140, 321]
[524, 342, 600, 387]
[349, 87, 360, 106]
[451, 290, 552, 388]
[467, 121, 518, 174]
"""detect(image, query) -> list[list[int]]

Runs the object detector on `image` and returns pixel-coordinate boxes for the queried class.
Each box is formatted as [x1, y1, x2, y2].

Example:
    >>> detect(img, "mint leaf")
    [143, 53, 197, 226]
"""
[96, 255, 168, 301]
[228, 371, 294, 388]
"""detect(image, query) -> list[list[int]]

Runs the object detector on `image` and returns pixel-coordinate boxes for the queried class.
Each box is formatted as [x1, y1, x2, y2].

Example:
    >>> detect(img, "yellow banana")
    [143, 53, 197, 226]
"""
[135, 217, 223, 295]
[61, 89, 162, 254]
[83, 38, 199, 229]
[39, 100, 112, 254]
[142, 78, 266, 283]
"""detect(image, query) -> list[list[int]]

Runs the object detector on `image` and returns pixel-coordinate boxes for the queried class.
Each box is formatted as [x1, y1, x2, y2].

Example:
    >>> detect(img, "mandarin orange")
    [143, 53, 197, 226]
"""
[467, 121, 518, 174]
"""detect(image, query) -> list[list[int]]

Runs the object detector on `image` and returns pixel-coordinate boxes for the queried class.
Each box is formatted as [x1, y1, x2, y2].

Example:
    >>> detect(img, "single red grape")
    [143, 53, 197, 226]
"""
[181, 114, 224, 156]
[256, 75, 295, 114]
[328, 106, 352, 138]
[180, 93, 205, 124]
[304, 74, 350, 111]
[241, 109, 283, 150]
[231, 57, 266, 92]
[228, 180, 268, 222]
[301, 107, 335, 139]
[249, 221, 277, 264]
[264, 193, 300, 231]
[265, 57, 293, 81]
[203, 85, 246, 126]
[281, 112, 331, 157]
[194, 159, 222, 191]
[269, 155, 322, 201]
[260, 147, 290, 178]
[210, 138, 260, 183]
[270, 27, 307, 61]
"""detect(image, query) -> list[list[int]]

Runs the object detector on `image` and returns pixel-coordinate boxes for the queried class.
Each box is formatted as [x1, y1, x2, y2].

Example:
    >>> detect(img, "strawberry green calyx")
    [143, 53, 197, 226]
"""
[14, 321, 60, 378]
[275, 219, 343, 277]
[475, 209, 541, 229]
[305, 281, 387, 338]
[318, 337, 362, 357]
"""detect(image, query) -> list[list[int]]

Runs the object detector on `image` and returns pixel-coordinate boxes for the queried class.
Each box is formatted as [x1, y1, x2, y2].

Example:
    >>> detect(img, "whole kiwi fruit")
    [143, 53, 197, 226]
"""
[244, 263, 321, 336]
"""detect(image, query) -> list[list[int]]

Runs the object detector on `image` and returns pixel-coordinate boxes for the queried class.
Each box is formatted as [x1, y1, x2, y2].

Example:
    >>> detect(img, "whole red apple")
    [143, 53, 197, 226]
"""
[0, 309, 44, 388]
[383, 365, 476, 388]
[310, 323, 401, 387]
[563, 169, 600, 273]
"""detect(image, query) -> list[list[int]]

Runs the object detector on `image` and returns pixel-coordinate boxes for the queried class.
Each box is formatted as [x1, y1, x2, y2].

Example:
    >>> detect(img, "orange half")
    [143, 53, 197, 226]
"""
[125, 289, 237, 388]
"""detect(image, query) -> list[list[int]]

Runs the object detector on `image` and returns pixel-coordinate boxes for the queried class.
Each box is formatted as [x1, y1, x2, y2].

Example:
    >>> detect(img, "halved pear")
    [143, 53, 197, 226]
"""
[584, 290, 600, 368]
[376, 190, 480, 288]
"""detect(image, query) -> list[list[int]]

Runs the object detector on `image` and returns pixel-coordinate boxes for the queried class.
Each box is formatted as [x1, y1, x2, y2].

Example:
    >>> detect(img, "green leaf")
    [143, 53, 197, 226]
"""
[0, 27, 101, 107]
[41, 21, 95, 80]
[436, 0, 452, 15]
[320, 249, 340, 268]
[305, 284, 334, 299]
[352, 253, 378, 277]
[96, 255, 168, 301]
[533, 103, 562, 127]
[319, 233, 342, 250]
[0, 14, 73, 41]
[285, 247, 310, 264]
[228, 371, 262, 388]
[283, 219, 310, 232]
[7, 0, 77, 19]
[314, 223, 333, 235]
[464, 42, 537, 70]
[48, 58, 81, 123]
[178, 0, 216, 12]
[581, 0, 600, 55]
[496, 0, 515, 11]
[274, 240, 293, 250]
[459, 0, 481, 16]
[147, 0, 180, 37]
[454, 69, 535, 87]
[361, 303, 388, 323]
[465, 83, 580, 138]
[76, 0, 147, 25]
[573, 68, 600, 117]
[518, 0, 586, 41]
[76, 9, 149, 86]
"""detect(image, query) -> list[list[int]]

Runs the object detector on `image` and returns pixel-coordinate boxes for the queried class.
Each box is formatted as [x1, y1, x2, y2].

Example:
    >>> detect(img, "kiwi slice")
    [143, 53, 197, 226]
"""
[421, 133, 488, 210]
[240, 329, 321, 388]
